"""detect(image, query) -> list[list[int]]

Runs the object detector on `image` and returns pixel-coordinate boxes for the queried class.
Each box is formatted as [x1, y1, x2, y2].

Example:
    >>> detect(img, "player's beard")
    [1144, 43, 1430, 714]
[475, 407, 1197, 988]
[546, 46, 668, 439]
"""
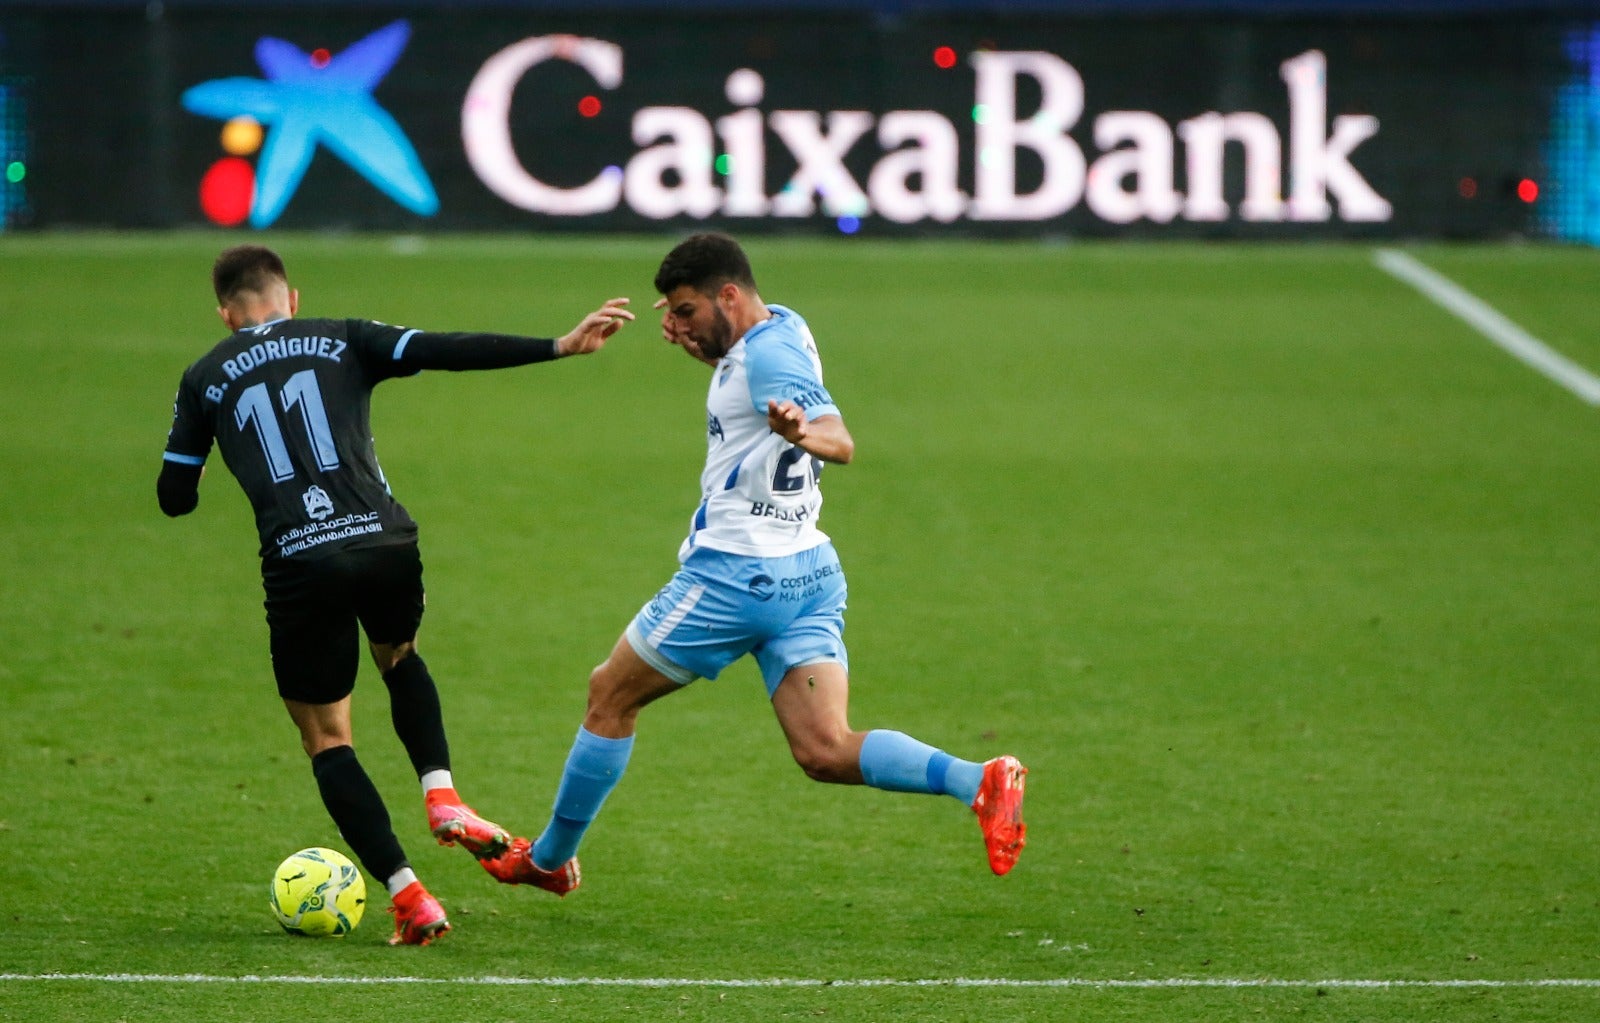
[694, 305, 735, 361]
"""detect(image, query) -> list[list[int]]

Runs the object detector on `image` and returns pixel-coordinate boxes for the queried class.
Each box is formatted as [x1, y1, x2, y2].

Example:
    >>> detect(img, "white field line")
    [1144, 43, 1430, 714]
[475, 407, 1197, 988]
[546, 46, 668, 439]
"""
[1, 973, 1598, 989]
[1373, 248, 1600, 407]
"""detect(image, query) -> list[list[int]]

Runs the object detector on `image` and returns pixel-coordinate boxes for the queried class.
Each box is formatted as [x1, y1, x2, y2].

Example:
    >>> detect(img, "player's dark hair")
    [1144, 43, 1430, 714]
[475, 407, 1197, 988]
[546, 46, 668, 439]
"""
[212, 245, 288, 304]
[654, 232, 758, 297]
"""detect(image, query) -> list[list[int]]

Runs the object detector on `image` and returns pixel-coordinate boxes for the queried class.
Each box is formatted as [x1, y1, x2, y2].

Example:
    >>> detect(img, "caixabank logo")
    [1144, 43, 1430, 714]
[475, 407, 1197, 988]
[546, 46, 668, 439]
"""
[182, 22, 1390, 231]
[182, 20, 437, 228]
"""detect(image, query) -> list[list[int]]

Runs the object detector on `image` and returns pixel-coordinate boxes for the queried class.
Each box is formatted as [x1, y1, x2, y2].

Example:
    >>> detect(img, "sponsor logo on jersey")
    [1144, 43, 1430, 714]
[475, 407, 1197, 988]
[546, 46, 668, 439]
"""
[302, 484, 335, 521]
[276, 511, 383, 556]
[749, 501, 810, 523]
[647, 587, 672, 618]
[748, 574, 776, 601]
[788, 387, 829, 410]
[779, 563, 839, 601]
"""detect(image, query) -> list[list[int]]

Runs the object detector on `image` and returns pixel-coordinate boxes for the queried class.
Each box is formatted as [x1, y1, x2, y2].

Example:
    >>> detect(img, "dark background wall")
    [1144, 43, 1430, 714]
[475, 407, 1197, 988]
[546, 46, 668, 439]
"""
[0, 1, 1592, 238]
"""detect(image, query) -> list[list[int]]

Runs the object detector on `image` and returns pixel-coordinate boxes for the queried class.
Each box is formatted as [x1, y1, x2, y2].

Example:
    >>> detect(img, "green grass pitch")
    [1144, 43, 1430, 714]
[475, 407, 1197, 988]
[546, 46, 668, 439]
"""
[2, 234, 1598, 1022]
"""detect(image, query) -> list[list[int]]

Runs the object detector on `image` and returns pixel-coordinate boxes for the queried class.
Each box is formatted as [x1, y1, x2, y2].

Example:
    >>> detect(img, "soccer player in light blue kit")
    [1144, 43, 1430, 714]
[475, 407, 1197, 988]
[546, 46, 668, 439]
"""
[482, 233, 1027, 894]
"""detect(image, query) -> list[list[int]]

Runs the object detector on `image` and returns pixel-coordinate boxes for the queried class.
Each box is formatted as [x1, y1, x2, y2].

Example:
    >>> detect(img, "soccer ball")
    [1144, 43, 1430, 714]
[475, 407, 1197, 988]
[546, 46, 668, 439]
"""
[270, 847, 367, 937]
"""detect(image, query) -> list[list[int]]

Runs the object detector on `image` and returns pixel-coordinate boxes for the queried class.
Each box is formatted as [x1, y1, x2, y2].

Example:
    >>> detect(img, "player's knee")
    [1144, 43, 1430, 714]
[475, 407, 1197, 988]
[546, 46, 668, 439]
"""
[585, 661, 616, 705]
[583, 663, 630, 729]
[300, 733, 351, 760]
[369, 640, 415, 675]
[791, 736, 853, 784]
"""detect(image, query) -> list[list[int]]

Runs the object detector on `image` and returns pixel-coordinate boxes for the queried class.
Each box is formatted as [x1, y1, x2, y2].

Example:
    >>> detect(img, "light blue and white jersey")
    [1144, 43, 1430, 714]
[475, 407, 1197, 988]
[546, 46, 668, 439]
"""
[681, 304, 841, 560]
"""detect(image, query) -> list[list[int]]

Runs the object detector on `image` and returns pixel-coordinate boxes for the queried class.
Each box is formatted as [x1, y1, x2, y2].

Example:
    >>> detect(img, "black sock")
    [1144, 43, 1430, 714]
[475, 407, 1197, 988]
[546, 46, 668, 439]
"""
[311, 745, 407, 883]
[382, 654, 451, 778]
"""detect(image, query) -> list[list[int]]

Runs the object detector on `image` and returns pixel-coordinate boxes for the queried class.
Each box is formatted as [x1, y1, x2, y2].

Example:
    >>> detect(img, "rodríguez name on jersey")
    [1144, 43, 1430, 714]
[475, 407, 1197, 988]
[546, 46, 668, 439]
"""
[220, 336, 348, 383]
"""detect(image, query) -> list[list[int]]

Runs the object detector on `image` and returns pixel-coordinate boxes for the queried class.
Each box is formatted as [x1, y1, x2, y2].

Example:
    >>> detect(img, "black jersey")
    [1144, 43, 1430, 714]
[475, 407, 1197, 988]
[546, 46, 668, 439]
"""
[163, 317, 557, 561]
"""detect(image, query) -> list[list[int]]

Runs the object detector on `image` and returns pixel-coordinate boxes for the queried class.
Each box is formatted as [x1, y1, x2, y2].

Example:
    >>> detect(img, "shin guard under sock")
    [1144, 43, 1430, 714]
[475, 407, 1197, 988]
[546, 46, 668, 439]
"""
[311, 744, 407, 882]
[382, 654, 450, 778]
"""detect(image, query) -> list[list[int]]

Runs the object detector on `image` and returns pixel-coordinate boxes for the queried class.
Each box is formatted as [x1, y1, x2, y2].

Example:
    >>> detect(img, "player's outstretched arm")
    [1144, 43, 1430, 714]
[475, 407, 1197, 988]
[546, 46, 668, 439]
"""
[768, 400, 854, 464]
[556, 297, 634, 357]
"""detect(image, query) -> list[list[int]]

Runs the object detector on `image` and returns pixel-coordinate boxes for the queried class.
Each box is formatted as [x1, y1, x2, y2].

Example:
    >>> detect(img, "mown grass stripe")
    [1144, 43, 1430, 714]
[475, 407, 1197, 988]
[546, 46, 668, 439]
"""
[3, 973, 1598, 989]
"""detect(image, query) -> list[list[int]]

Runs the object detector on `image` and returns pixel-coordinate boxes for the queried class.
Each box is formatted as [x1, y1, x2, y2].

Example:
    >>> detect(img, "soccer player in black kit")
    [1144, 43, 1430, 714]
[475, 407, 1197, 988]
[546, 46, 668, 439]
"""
[158, 245, 633, 946]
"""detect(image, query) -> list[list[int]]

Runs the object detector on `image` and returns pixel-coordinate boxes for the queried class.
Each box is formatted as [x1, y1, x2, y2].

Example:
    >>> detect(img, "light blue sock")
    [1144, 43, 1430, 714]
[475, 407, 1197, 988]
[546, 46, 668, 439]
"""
[859, 729, 983, 805]
[531, 726, 634, 870]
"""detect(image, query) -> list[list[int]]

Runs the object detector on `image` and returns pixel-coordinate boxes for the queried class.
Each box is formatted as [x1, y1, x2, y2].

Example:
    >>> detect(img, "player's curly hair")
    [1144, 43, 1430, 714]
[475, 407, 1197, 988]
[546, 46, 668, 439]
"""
[654, 232, 758, 297]
[213, 245, 288, 304]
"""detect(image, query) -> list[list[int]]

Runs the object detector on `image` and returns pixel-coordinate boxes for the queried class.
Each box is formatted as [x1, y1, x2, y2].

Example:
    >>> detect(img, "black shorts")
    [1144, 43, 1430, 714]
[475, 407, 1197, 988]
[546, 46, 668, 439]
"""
[261, 542, 426, 704]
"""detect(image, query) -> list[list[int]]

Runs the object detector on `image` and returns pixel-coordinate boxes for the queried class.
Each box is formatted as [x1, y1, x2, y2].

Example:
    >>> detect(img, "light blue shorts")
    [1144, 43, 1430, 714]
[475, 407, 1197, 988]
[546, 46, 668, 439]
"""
[625, 542, 848, 696]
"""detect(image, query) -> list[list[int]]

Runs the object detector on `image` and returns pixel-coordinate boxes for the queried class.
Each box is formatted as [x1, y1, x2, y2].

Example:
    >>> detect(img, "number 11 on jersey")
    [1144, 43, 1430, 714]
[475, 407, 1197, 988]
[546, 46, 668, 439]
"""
[233, 369, 340, 482]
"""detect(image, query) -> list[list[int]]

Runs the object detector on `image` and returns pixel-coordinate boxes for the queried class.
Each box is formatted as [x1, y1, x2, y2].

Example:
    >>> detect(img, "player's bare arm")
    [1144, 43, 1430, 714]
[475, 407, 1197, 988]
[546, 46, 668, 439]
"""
[767, 399, 854, 464]
[556, 297, 634, 357]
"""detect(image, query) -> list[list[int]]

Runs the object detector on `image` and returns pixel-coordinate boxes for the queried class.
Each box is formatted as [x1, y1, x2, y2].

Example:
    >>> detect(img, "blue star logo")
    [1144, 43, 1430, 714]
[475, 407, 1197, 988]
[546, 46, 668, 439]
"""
[182, 20, 438, 228]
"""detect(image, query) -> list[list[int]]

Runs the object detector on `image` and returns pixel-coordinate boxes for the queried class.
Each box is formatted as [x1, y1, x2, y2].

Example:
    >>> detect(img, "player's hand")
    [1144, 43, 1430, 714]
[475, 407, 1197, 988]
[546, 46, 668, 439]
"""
[557, 297, 633, 356]
[654, 296, 717, 367]
[768, 399, 808, 443]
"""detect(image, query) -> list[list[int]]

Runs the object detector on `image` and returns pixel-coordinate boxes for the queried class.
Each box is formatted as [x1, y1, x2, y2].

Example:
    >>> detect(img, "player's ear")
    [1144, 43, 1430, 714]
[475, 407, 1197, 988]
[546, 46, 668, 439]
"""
[288, 288, 300, 317]
[217, 305, 235, 331]
[719, 281, 740, 310]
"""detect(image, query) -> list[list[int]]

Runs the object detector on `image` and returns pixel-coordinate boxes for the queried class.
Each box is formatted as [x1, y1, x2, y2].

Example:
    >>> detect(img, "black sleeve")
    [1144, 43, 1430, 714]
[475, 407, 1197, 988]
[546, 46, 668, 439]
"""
[163, 372, 215, 464]
[348, 320, 560, 375]
[397, 331, 560, 371]
[157, 461, 203, 517]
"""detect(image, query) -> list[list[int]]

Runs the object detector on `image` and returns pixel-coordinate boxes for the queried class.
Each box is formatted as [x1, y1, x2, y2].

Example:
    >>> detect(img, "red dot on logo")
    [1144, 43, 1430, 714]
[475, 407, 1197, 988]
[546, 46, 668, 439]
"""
[311, 48, 331, 68]
[200, 157, 255, 227]
[933, 46, 958, 69]
[578, 95, 602, 118]
[1516, 178, 1538, 203]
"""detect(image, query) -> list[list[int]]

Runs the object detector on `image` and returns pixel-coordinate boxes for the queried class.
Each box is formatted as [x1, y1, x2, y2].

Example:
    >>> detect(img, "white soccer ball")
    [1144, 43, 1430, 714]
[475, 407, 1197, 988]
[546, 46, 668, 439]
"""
[270, 847, 367, 937]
